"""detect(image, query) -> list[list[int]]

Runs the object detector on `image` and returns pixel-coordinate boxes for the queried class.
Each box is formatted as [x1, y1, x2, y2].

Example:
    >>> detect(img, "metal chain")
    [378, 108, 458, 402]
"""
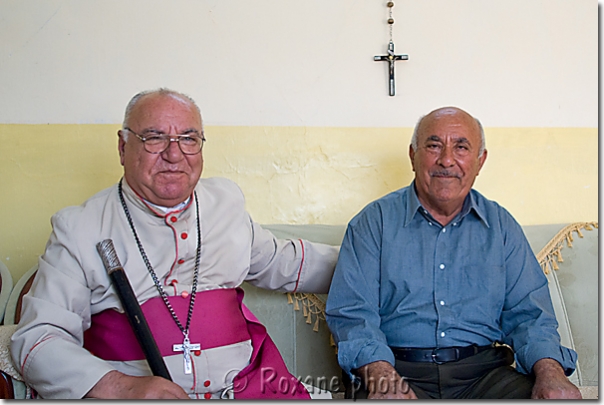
[389, 3, 394, 42]
[117, 179, 200, 336]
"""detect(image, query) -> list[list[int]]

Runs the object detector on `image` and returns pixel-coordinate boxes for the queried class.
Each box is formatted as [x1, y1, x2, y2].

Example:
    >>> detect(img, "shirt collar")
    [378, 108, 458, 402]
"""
[405, 180, 490, 228]
[405, 181, 423, 227]
[145, 198, 191, 213]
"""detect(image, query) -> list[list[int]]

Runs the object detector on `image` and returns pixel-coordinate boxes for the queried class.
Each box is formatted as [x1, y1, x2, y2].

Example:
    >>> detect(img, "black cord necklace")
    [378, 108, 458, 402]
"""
[118, 179, 201, 374]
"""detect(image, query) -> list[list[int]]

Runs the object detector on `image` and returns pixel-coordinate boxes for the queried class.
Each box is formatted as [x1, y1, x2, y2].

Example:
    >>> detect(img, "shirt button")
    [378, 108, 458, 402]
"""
[204, 380, 211, 387]
[181, 291, 189, 299]
[453, 222, 457, 226]
[439, 264, 445, 270]
[442, 228, 446, 233]
[440, 300, 445, 306]
[177, 259, 185, 264]
[181, 232, 188, 240]
[204, 392, 212, 399]
[170, 216, 177, 223]
[440, 332, 446, 337]
[195, 350, 202, 356]
[170, 279, 178, 285]
[428, 222, 432, 226]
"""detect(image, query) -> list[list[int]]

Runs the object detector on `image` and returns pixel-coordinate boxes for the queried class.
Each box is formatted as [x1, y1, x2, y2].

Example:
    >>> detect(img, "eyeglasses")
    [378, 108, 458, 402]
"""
[123, 127, 206, 155]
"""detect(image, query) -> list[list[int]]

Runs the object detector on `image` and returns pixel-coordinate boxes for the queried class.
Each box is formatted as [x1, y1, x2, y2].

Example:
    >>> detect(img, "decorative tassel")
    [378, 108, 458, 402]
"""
[287, 293, 293, 304]
[306, 312, 312, 324]
[294, 299, 300, 311]
[552, 260, 559, 270]
[313, 317, 320, 332]
[303, 304, 308, 317]
[577, 229, 584, 238]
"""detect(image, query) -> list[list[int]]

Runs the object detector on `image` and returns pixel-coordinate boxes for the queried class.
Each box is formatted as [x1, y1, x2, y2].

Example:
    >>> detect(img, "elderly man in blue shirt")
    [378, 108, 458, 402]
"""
[325, 106, 581, 399]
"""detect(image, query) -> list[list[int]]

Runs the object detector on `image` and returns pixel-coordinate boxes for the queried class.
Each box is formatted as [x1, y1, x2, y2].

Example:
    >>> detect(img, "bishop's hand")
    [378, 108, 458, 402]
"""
[85, 370, 190, 399]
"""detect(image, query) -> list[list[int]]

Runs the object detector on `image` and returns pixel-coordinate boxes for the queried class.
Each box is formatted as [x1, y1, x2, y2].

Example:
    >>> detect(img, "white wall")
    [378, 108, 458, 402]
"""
[0, 0, 597, 127]
[0, 0, 598, 282]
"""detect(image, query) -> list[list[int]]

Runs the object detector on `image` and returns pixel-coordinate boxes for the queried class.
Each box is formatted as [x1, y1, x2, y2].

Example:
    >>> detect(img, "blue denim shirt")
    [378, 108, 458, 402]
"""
[325, 182, 577, 376]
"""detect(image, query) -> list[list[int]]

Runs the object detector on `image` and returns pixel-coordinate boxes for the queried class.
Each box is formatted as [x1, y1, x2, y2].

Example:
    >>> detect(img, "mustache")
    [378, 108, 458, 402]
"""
[430, 170, 461, 179]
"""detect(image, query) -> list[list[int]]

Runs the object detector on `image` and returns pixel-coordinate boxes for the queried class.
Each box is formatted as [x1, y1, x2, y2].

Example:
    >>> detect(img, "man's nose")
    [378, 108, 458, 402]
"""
[161, 138, 185, 161]
[437, 146, 455, 167]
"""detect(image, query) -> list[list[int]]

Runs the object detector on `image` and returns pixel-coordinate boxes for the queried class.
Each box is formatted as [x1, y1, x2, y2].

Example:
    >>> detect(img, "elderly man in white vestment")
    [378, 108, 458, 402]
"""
[10, 88, 339, 399]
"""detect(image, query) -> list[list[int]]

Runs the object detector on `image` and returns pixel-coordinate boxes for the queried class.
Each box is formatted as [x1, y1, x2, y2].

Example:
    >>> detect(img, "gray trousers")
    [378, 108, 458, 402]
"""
[349, 346, 535, 399]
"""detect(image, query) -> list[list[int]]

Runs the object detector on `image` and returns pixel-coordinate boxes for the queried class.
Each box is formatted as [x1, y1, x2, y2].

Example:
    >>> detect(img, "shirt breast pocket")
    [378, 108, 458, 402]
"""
[457, 264, 506, 324]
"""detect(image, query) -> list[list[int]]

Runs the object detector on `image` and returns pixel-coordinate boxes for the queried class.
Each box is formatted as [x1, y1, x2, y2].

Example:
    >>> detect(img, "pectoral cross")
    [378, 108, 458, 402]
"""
[374, 41, 408, 96]
[173, 334, 201, 374]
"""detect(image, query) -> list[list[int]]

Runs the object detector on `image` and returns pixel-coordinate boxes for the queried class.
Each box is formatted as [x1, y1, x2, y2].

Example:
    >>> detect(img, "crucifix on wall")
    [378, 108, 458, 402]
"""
[374, 41, 408, 96]
[374, 2, 408, 96]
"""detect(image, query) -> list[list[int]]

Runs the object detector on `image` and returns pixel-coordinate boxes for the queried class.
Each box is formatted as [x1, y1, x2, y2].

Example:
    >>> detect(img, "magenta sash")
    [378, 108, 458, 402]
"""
[84, 287, 310, 399]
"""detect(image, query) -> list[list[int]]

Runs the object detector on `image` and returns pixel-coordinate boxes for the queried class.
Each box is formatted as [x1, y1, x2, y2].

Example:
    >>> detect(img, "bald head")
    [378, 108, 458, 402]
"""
[122, 88, 203, 138]
[411, 107, 485, 157]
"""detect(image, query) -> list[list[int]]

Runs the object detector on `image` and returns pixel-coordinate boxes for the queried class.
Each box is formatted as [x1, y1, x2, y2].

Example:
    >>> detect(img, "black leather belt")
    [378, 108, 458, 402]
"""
[391, 344, 495, 364]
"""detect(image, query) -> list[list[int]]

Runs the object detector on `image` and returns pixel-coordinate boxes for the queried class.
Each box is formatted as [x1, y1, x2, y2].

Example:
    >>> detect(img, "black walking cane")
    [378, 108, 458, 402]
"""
[96, 239, 172, 381]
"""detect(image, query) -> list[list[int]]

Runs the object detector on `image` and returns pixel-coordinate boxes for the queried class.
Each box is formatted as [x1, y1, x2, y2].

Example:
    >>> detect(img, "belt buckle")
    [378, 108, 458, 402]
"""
[431, 347, 459, 364]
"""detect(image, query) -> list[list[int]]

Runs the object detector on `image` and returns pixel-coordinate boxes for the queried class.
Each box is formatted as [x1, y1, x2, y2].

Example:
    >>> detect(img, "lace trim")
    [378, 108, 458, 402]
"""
[536, 222, 598, 274]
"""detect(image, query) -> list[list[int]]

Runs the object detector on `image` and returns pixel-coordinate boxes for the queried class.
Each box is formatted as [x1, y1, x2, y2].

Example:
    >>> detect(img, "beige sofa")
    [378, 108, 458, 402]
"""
[0, 222, 597, 399]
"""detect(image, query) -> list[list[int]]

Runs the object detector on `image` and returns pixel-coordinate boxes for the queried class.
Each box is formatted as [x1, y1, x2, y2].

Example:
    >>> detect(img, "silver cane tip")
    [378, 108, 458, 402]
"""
[96, 239, 122, 273]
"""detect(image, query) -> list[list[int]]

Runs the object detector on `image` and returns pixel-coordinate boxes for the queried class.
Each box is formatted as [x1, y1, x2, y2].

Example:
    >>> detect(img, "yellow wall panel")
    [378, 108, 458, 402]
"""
[0, 124, 597, 281]
[474, 128, 597, 225]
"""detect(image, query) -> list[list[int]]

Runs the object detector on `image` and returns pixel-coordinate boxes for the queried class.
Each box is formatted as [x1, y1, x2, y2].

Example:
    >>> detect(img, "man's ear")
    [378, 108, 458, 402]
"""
[117, 130, 126, 166]
[409, 144, 416, 172]
[476, 149, 488, 175]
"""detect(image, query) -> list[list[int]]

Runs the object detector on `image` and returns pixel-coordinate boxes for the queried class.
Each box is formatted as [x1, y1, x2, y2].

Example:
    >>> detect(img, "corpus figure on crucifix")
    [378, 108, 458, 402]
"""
[374, 40, 408, 96]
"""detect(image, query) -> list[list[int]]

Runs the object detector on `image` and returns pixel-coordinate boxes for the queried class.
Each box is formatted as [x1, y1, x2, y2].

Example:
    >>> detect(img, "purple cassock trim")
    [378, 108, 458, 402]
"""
[84, 287, 310, 399]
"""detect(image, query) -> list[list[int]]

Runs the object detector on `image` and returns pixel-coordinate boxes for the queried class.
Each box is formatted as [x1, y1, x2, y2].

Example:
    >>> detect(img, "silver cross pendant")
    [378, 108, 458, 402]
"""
[173, 334, 201, 374]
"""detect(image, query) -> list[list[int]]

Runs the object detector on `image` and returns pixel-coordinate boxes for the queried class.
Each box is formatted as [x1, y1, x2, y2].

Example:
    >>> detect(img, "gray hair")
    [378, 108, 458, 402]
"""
[121, 88, 203, 141]
[410, 112, 486, 157]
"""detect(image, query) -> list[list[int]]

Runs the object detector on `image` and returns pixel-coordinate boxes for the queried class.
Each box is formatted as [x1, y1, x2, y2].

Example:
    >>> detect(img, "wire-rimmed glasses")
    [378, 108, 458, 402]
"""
[123, 127, 206, 155]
